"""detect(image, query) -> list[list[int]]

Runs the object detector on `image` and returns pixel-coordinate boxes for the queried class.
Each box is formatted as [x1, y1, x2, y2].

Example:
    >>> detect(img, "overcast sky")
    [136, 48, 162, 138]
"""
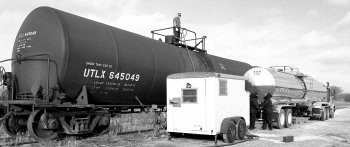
[0, 0, 349, 92]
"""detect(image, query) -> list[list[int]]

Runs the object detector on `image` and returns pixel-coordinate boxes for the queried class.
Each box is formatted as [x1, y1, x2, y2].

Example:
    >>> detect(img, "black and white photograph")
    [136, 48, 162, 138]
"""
[0, 0, 350, 146]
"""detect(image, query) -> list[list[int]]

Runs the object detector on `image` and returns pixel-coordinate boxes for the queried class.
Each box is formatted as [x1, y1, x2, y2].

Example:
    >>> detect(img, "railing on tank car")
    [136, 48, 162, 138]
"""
[151, 27, 207, 53]
[270, 66, 301, 75]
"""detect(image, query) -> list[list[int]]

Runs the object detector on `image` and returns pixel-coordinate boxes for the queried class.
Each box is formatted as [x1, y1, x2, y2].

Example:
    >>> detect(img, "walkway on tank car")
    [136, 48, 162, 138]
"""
[151, 27, 207, 53]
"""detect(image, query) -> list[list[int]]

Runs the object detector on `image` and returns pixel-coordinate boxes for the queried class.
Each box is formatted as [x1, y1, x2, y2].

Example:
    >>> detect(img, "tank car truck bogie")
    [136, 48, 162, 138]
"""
[25, 107, 110, 140]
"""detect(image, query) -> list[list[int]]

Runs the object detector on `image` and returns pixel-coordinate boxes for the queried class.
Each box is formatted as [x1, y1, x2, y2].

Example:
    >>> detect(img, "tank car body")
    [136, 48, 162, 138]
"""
[244, 66, 335, 128]
[0, 7, 252, 139]
[11, 6, 251, 106]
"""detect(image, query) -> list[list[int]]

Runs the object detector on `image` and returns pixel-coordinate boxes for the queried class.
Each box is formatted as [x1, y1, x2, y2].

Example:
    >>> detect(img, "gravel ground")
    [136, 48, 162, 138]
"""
[141, 107, 350, 147]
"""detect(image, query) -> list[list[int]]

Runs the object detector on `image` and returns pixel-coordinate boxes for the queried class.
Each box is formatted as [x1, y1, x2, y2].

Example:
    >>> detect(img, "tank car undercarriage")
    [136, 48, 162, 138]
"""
[2, 106, 110, 140]
[0, 69, 111, 140]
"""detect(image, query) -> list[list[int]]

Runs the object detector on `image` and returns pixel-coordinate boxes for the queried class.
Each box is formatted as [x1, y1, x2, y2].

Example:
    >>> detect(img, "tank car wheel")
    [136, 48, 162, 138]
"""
[236, 119, 246, 140]
[27, 109, 59, 140]
[325, 108, 329, 120]
[3, 114, 27, 136]
[91, 108, 110, 136]
[223, 121, 235, 143]
[284, 109, 292, 128]
[276, 109, 285, 129]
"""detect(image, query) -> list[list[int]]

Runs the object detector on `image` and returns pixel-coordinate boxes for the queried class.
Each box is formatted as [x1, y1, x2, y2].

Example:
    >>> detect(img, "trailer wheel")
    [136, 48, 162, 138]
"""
[223, 121, 235, 143]
[236, 119, 246, 140]
[320, 110, 326, 121]
[276, 109, 285, 129]
[284, 109, 292, 128]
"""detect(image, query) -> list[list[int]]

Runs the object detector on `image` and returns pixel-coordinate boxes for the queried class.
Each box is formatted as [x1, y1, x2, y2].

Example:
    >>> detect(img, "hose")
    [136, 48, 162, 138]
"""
[180, 29, 195, 72]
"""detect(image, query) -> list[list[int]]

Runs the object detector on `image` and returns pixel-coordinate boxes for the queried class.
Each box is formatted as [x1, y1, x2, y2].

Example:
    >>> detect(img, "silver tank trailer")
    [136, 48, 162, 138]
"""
[244, 66, 327, 104]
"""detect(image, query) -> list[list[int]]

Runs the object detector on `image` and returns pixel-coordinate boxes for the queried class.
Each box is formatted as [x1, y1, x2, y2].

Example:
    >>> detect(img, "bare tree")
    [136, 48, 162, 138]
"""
[331, 86, 344, 101]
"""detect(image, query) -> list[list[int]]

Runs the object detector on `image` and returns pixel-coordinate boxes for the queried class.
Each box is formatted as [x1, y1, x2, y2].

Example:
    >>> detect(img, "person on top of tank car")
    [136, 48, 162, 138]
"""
[249, 92, 260, 130]
[261, 93, 273, 130]
[173, 13, 181, 43]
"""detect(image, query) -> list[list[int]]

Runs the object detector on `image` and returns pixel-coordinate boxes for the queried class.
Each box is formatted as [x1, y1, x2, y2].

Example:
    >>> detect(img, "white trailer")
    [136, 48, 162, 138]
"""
[167, 72, 249, 143]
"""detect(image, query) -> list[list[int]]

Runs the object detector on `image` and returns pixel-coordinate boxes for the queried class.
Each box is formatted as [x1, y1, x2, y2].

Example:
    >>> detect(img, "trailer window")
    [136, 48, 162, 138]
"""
[182, 89, 197, 103]
[219, 79, 227, 96]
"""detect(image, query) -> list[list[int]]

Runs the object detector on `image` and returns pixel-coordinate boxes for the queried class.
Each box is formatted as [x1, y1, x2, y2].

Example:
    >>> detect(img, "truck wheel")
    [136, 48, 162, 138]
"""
[223, 121, 235, 143]
[320, 110, 326, 121]
[329, 109, 335, 118]
[276, 109, 285, 129]
[284, 109, 292, 128]
[325, 108, 329, 120]
[236, 119, 246, 140]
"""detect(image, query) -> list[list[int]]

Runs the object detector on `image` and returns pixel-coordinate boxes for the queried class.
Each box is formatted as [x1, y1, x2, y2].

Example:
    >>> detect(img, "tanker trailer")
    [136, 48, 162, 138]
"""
[244, 66, 335, 129]
[0, 7, 251, 139]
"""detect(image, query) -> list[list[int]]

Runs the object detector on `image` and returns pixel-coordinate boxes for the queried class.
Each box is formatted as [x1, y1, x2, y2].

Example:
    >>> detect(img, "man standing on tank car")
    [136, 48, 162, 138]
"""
[249, 92, 260, 130]
[173, 13, 181, 44]
[261, 93, 273, 130]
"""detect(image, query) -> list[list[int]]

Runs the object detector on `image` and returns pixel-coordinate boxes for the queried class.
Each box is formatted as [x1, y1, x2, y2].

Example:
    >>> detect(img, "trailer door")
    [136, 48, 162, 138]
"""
[170, 78, 207, 133]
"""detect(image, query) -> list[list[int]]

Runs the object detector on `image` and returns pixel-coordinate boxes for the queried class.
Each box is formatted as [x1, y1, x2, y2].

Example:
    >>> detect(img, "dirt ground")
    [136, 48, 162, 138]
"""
[1, 105, 350, 147]
[138, 108, 350, 147]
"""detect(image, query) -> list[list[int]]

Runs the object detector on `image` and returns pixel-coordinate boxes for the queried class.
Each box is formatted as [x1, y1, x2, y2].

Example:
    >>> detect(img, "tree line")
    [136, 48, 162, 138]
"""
[331, 86, 350, 102]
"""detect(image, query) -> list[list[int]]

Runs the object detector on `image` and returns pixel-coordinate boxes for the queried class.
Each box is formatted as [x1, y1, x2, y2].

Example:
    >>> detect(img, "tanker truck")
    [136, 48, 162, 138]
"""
[244, 66, 335, 128]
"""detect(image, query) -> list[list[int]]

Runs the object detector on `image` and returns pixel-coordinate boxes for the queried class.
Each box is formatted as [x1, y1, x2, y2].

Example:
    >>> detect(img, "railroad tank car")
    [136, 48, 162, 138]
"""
[11, 6, 251, 106]
[0, 6, 252, 140]
[244, 66, 335, 128]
